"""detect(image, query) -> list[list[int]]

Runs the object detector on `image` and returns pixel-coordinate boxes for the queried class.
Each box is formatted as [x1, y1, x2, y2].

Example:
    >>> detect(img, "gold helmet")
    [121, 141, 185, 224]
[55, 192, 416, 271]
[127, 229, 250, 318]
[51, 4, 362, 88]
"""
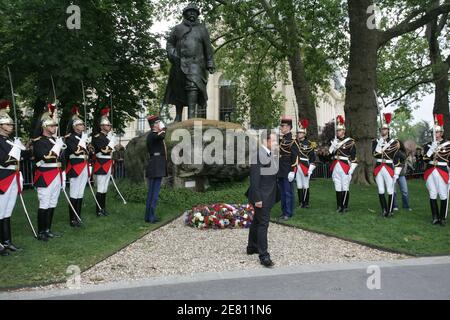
[41, 103, 58, 127]
[298, 119, 309, 134]
[435, 114, 444, 133]
[71, 106, 84, 127]
[381, 113, 392, 130]
[0, 100, 14, 125]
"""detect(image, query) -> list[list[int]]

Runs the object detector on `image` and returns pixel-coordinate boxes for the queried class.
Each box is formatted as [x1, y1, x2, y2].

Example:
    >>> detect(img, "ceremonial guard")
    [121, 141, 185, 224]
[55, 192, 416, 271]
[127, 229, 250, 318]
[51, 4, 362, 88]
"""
[288, 119, 316, 208]
[65, 106, 89, 226]
[329, 115, 357, 213]
[423, 114, 450, 225]
[32, 104, 65, 241]
[144, 115, 167, 223]
[277, 117, 295, 220]
[91, 107, 116, 217]
[372, 113, 402, 217]
[0, 100, 24, 255]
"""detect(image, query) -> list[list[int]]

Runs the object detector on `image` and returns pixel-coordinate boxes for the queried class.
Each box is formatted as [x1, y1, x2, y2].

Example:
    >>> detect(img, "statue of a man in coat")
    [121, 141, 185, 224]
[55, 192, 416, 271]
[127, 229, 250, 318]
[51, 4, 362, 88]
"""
[163, 3, 215, 122]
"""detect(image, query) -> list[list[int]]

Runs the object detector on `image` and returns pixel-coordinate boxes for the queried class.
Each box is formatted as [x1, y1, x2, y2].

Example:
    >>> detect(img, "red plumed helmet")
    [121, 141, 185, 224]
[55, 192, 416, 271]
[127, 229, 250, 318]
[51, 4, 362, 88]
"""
[300, 119, 309, 129]
[47, 103, 56, 114]
[337, 115, 345, 124]
[435, 114, 444, 126]
[71, 106, 79, 115]
[384, 113, 392, 124]
[0, 100, 11, 109]
[100, 107, 110, 116]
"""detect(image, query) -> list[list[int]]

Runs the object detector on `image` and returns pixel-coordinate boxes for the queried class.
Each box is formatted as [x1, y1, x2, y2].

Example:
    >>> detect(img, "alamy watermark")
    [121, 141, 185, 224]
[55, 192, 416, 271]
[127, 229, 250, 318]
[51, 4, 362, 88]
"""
[366, 265, 381, 290]
[66, 5, 81, 30]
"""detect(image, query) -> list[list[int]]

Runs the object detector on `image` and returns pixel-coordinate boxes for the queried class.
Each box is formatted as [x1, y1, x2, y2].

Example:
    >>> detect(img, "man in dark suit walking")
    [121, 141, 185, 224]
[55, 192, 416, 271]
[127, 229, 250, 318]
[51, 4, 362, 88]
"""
[145, 115, 167, 223]
[247, 130, 278, 267]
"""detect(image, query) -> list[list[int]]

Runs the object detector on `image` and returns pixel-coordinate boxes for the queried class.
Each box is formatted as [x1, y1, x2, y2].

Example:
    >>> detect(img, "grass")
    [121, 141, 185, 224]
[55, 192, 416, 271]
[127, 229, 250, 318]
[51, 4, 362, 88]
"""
[1, 177, 449, 289]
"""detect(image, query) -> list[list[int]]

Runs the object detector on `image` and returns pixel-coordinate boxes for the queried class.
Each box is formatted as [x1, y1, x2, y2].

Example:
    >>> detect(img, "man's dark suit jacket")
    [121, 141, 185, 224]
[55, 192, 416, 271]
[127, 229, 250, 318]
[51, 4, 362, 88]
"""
[246, 146, 279, 209]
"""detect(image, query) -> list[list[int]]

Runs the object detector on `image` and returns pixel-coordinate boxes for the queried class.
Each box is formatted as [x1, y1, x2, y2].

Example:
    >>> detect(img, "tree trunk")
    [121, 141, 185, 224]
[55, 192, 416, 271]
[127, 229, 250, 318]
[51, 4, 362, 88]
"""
[344, 0, 379, 185]
[427, 11, 450, 138]
[288, 48, 319, 142]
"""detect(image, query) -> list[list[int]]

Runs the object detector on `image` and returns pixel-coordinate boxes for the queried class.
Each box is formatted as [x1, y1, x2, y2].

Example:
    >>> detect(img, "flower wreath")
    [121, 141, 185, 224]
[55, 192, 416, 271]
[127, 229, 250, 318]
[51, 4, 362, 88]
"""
[184, 203, 254, 229]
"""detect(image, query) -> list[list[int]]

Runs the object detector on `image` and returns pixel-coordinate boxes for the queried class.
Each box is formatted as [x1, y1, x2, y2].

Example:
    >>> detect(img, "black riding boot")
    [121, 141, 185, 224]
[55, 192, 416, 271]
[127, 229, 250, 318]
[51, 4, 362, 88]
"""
[96, 192, 103, 217]
[37, 209, 48, 241]
[304, 188, 310, 208]
[101, 193, 109, 216]
[378, 194, 388, 217]
[46, 208, 61, 238]
[298, 189, 304, 208]
[342, 191, 349, 213]
[187, 90, 198, 119]
[2, 217, 21, 251]
[0, 220, 8, 256]
[387, 194, 394, 217]
[336, 192, 343, 213]
[430, 199, 439, 225]
[440, 199, 448, 226]
[69, 198, 78, 227]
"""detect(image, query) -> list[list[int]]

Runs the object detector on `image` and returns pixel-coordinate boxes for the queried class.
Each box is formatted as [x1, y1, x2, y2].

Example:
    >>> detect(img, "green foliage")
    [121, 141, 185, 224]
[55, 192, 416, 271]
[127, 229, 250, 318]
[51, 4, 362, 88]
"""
[0, 0, 164, 136]
[389, 107, 432, 144]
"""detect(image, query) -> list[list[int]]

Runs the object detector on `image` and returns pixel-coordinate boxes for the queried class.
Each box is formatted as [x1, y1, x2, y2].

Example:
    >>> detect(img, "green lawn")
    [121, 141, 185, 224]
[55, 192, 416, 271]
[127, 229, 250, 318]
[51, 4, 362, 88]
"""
[1, 178, 449, 289]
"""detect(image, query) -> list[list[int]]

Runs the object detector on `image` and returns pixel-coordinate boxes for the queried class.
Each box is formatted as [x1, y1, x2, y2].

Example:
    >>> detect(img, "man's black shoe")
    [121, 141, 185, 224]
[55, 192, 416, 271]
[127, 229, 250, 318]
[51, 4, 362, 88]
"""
[260, 258, 274, 268]
[246, 247, 258, 255]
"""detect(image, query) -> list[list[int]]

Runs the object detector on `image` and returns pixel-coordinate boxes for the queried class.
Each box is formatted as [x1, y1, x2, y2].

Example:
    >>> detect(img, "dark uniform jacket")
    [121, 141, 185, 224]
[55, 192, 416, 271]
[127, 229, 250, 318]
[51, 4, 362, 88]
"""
[291, 138, 316, 176]
[330, 137, 357, 174]
[91, 132, 113, 175]
[163, 19, 215, 107]
[423, 139, 450, 183]
[372, 137, 401, 177]
[277, 132, 295, 178]
[146, 130, 168, 179]
[65, 132, 89, 178]
[246, 147, 279, 209]
[0, 135, 20, 194]
[32, 136, 63, 188]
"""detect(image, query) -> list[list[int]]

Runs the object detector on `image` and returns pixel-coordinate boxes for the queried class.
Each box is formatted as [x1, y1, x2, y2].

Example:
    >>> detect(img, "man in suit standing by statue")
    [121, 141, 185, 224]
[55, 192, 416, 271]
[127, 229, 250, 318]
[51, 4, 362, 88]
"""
[246, 130, 278, 267]
[163, 3, 215, 121]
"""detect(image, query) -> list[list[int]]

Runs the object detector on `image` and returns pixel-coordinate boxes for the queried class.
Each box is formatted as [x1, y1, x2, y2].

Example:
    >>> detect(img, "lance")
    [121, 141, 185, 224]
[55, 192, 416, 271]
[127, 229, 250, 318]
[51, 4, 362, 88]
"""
[7, 67, 38, 238]
[108, 91, 126, 204]
[51, 75, 82, 223]
[81, 81, 103, 210]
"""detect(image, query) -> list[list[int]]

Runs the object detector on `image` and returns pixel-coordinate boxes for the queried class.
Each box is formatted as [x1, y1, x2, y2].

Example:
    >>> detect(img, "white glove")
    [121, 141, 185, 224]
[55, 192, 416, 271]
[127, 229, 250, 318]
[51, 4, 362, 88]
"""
[426, 142, 438, 157]
[61, 171, 66, 189]
[375, 138, 384, 153]
[393, 174, 399, 183]
[13, 137, 26, 150]
[348, 162, 358, 176]
[107, 134, 118, 149]
[329, 139, 339, 153]
[308, 164, 316, 176]
[78, 132, 88, 149]
[8, 144, 22, 161]
[50, 137, 65, 156]
[159, 121, 166, 130]
[288, 171, 295, 182]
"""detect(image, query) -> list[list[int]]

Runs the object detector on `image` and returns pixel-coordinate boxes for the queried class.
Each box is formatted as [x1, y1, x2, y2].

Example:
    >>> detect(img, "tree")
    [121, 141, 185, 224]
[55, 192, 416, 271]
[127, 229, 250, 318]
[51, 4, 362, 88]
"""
[0, 0, 163, 136]
[344, 0, 450, 184]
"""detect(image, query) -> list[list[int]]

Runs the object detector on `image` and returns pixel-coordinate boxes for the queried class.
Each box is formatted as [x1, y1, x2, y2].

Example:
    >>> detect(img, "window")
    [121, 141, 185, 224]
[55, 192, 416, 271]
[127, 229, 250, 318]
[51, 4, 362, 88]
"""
[137, 101, 146, 134]
[219, 76, 234, 122]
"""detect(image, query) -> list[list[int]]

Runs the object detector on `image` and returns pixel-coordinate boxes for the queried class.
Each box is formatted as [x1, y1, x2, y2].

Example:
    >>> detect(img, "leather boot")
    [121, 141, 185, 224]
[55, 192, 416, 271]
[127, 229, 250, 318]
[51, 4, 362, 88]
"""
[440, 199, 448, 226]
[46, 208, 62, 238]
[378, 194, 388, 217]
[37, 209, 48, 241]
[69, 198, 78, 227]
[0, 220, 8, 256]
[387, 194, 394, 217]
[101, 193, 109, 216]
[298, 189, 304, 208]
[430, 199, 439, 225]
[304, 188, 310, 208]
[342, 191, 349, 213]
[336, 192, 343, 213]
[187, 90, 198, 119]
[2, 217, 21, 251]
[96, 192, 103, 217]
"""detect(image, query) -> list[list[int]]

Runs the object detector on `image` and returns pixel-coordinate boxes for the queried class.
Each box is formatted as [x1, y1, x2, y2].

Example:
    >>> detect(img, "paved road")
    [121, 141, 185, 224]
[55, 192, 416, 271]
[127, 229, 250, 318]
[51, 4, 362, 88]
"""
[2, 256, 450, 300]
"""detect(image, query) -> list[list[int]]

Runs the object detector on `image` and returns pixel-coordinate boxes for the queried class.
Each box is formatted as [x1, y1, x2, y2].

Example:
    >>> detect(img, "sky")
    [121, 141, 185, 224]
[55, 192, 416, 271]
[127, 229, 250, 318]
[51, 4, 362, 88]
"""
[150, 20, 438, 128]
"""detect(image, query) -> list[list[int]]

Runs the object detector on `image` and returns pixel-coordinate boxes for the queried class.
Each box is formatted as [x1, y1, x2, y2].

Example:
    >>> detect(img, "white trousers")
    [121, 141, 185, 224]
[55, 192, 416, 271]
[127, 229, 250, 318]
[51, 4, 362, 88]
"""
[0, 179, 18, 219]
[375, 166, 395, 195]
[37, 176, 61, 209]
[332, 162, 350, 192]
[426, 169, 448, 200]
[69, 166, 89, 199]
[295, 165, 310, 189]
[95, 168, 111, 193]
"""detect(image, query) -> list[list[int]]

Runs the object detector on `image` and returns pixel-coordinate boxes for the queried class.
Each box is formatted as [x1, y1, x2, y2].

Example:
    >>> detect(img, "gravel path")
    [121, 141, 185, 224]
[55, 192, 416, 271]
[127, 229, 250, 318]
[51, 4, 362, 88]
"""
[80, 216, 407, 285]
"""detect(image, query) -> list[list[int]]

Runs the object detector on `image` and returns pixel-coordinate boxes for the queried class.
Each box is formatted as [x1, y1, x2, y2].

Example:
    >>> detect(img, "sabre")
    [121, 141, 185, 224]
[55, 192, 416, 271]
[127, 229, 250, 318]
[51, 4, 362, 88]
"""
[50, 75, 61, 137]
[292, 99, 299, 134]
[62, 185, 82, 223]
[373, 90, 384, 139]
[7, 67, 37, 237]
[111, 174, 127, 204]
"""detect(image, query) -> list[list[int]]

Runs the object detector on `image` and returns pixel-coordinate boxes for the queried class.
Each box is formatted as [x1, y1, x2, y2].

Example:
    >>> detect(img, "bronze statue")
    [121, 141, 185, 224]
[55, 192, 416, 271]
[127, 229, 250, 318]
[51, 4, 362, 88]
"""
[163, 3, 215, 121]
